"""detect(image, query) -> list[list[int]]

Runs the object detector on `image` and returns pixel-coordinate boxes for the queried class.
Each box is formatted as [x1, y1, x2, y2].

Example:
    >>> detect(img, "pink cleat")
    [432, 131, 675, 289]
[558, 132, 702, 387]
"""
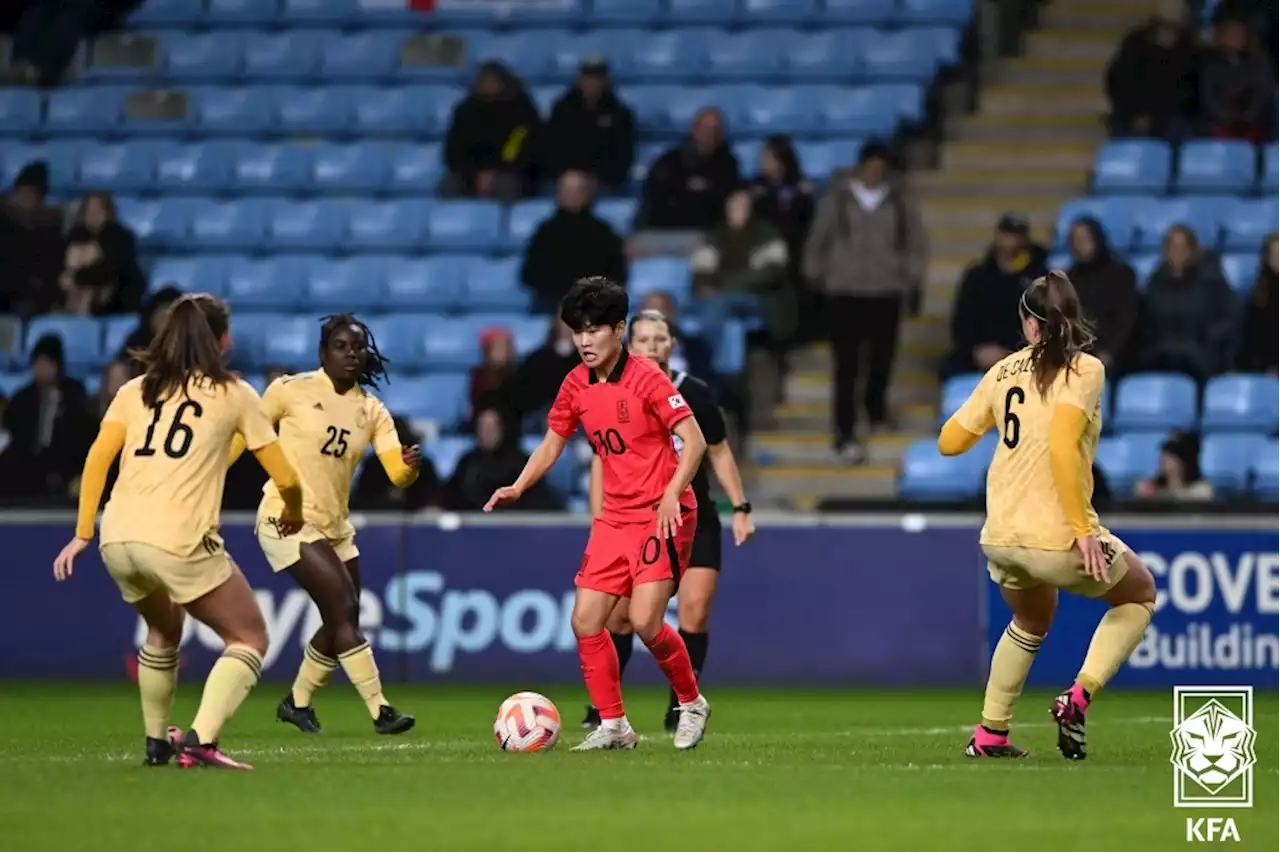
[964, 724, 1028, 758]
[176, 730, 254, 770]
[1050, 684, 1089, 760]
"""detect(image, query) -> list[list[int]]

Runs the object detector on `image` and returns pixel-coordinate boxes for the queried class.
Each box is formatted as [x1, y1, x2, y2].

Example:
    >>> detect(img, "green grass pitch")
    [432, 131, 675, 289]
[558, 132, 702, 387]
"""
[0, 684, 1275, 851]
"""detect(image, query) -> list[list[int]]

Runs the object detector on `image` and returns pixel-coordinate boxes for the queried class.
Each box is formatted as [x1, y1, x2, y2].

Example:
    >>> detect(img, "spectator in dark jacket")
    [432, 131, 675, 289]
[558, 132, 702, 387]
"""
[507, 318, 580, 429]
[520, 170, 627, 314]
[635, 107, 740, 232]
[1239, 232, 1278, 374]
[0, 161, 65, 317]
[542, 57, 636, 189]
[1133, 224, 1237, 381]
[1066, 217, 1140, 371]
[117, 285, 182, 367]
[750, 135, 817, 340]
[440, 61, 541, 202]
[444, 408, 559, 511]
[1200, 14, 1275, 142]
[61, 192, 146, 316]
[352, 417, 440, 511]
[468, 326, 516, 429]
[942, 213, 1049, 380]
[1105, 4, 1199, 139]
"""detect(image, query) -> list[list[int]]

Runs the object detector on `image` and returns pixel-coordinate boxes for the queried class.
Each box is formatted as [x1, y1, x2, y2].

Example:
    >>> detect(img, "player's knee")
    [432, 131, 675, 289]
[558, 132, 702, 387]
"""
[1011, 615, 1051, 638]
[329, 620, 365, 655]
[1116, 555, 1157, 607]
[606, 609, 632, 635]
[677, 598, 711, 633]
[146, 624, 182, 652]
[630, 614, 665, 645]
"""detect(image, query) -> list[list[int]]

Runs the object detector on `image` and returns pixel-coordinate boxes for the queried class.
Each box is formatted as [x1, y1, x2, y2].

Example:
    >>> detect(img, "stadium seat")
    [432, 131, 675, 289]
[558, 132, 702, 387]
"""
[0, 372, 26, 399]
[280, 0, 357, 25]
[116, 197, 188, 250]
[896, 0, 971, 25]
[819, 86, 904, 135]
[187, 198, 265, 250]
[898, 436, 992, 501]
[154, 141, 234, 192]
[796, 139, 863, 180]
[741, 87, 815, 135]
[265, 199, 345, 251]
[1201, 374, 1280, 434]
[102, 316, 137, 363]
[149, 256, 225, 296]
[741, 0, 818, 24]
[207, 0, 281, 26]
[506, 200, 555, 249]
[1251, 440, 1280, 501]
[632, 32, 706, 82]
[273, 85, 352, 134]
[355, 88, 436, 136]
[130, 0, 203, 26]
[1175, 140, 1255, 194]
[1053, 197, 1136, 251]
[384, 256, 470, 312]
[423, 434, 473, 477]
[259, 314, 324, 370]
[345, 200, 430, 251]
[595, 199, 637, 235]
[629, 258, 692, 306]
[590, 0, 662, 24]
[1222, 197, 1278, 251]
[425, 201, 503, 251]
[193, 86, 274, 135]
[421, 315, 485, 370]
[782, 29, 862, 80]
[1132, 196, 1225, 251]
[712, 318, 748, 375]
[822, 0, 896, 24]
[663, 84, 724, 129]
[666, 0, 737, 24]
[1091, 140, 1171, 194]
[305, 256, 385, 312]
[360, 314, 428, 367]
[0, 90, 42, 136]
[165, 32, 241, 81]
[311, 142, 392, 192]
[861, 31, 940, 82]
[1129, 253, 1160, 289]
[75, 143, 155, 193]
[25, 316, 102, 367]
[1220, 252, 1261, 293]
[232, 142, 312, 193]
[389, 374, 470, 426]
[707, 33, 782, 80]
[224, 256, 306, 309]
[938, 373, 982, 425]
[463, 259, 529, 312]
[1094, 431, 1165, 495]
[1112, 374, 1198, 432]
[46, 87, 125, 134]
[547, 30, 634, 81]
[1262, 142, 1279, 192]
[241, 30, 322, 80]
[319, 30, 400, 80]
[1200, 433, 1268, 496]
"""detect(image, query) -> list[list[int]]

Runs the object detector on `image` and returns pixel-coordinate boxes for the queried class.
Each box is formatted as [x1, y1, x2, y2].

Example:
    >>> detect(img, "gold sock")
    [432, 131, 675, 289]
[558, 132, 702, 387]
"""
[981, 623, 1044, 731]
[190, 644, 263, 744]
[292, 643, 338, 708]
[1078, 602, 1155, 696]
[337, 642, 387, 719]
[137, 645, 179, 740]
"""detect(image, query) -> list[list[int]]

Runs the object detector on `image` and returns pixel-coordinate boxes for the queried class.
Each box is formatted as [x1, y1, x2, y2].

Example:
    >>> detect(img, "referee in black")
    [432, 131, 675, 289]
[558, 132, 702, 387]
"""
[582, 309, 756, 732]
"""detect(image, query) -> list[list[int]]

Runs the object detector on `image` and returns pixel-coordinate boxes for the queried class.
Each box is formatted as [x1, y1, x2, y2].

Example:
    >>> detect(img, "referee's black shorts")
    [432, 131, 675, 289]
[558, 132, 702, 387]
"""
[687, 511, 723, 572]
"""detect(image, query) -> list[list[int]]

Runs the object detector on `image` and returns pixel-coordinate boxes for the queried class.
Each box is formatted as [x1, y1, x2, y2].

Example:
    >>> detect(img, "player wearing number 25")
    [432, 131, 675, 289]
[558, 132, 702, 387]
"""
[52, 293, 306, 770]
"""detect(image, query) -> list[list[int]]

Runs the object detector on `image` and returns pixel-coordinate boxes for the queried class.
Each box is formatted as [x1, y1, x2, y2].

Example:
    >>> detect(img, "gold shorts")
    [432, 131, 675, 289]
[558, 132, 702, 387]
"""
[255, 519, 359, 573]
[983, 530, 1131, 598]
[100, 541, 232, 605]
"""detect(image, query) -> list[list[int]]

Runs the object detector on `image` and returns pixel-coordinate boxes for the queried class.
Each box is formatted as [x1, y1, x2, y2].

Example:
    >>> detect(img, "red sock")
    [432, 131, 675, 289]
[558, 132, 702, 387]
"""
[642, 623, 699, 705]
[577, 630, 624, 720]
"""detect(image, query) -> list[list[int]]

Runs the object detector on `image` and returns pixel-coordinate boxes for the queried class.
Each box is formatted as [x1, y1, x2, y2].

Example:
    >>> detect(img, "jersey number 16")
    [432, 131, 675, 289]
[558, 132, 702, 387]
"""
[136, 400, 203, 460]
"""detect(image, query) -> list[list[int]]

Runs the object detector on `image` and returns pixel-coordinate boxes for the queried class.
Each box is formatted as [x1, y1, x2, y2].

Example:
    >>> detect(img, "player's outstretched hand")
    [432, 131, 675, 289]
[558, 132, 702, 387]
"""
[731, 511, 755, 546]
[402, 444, 422, 470]
[656, 492, 682, 540]
[1075, 534, 1109, 583]
[53, 537, 89, 582]
[484, 485, 521, 512]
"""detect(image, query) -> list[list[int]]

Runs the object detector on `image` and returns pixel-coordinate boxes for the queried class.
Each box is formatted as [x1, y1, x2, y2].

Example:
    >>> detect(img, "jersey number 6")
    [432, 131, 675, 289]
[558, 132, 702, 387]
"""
[136, 400, 203, 460]
[1002, 387, 1024, 449]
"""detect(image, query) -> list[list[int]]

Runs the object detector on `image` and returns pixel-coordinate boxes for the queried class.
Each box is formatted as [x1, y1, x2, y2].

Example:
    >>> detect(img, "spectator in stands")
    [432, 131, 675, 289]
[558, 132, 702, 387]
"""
[6, 0, 140, 87]
[95, 359, 131, 419]
[519, 170, 626, 314]
[0, 161, 65, 317]
[0, 334, 94, 500]
[352, 416, 440, 511]
[1135, 432, 1215, 502]
[634, 107, 740, 234]
[60, 192, 145, 316]
[1200, 13, 1275, 142]
[116, 284, 180, 366]
[441, 61, 541, 203]
[1133, 224, 1236, 381]
[639, 291, 715, 382]
[468, 327, 516, 430]
[1064, 217, 1139, 372]
[1104, 2, 1198, 140]
[941, 213, 1049, 380]
[507, 318, 580, 430]
[750, 135, 818, 341]
[1239, 231, 1278, 374]
[444, 408, 558, 511]
[542, 58, 636, 190]
[803, 141, 926, 461]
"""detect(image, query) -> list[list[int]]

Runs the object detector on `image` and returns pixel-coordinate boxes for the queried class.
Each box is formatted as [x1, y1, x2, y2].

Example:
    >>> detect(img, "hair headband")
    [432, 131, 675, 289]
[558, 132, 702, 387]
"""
[1020, 288, 1046, 322]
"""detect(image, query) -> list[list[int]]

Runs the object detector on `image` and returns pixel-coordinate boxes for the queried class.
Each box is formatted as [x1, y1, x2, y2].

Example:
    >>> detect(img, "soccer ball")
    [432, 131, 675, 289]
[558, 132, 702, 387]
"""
[493, 691, 561, 752]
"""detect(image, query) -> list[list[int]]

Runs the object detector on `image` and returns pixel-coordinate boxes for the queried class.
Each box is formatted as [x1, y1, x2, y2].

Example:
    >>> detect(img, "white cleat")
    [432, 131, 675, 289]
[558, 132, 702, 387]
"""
[673, 694, 711, 750]
[571, 723, 638, 751]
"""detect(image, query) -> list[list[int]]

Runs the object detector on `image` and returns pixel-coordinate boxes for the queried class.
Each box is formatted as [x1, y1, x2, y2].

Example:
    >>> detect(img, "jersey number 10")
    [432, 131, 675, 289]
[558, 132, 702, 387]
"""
[136, 400, 203, 460]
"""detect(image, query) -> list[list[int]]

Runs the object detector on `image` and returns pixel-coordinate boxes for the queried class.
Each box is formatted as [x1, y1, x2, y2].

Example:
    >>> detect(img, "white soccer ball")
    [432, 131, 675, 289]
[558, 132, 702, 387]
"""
[493, 691, 562, 752]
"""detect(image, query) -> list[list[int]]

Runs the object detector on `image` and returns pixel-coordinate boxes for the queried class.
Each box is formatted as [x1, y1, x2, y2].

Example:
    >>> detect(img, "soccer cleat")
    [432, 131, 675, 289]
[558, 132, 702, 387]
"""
[276, 693, 322, 734]
[662, 706, 680, 733]
[176, 730, 253, 770]
[1050, 684, 1089, 760]
[963, 725, 1028, 758]
[571, 723, 638, 751]
[143, 726, 185, 766]
[673, 694, 711, 750]
[580, 705, 601, 730]
[373, 705, 415, 735]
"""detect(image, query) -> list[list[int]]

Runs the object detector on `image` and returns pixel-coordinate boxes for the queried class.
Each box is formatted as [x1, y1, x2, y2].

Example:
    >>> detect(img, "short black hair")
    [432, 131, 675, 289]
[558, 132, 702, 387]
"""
[559, 277, 628, 332]
[319, 314, 390, 390]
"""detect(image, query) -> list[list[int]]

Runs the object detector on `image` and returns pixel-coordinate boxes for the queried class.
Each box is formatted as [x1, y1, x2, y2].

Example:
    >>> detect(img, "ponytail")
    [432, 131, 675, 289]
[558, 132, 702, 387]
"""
[131, 292, 233, 408]
[1022, 270, 1096, 399]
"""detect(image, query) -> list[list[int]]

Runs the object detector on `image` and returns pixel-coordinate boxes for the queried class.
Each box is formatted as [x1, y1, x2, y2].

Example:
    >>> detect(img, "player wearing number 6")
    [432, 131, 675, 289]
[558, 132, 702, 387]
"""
[52, 294, 306, 770]
[939, 271, 1156, 761]
[230, 315, 419, 737]
[484, 277, 713, 751]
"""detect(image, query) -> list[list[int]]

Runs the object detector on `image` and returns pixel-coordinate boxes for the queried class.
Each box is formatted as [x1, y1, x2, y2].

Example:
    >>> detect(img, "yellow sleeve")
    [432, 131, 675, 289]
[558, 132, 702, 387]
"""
[1049, 404, 1092, 538]
[937, 418, 985, 456]
[938, 368, 996, 455]
[75, 422, 126, 539]
[260, 378, 288, 425]
[369, 400, 400, 455]
[377, 449, 419, 488]
[1058, 355, 1105, 416]
[227, 433, 247, 467]
[235, 381, 279, 451]
[253, 441, 303, 520]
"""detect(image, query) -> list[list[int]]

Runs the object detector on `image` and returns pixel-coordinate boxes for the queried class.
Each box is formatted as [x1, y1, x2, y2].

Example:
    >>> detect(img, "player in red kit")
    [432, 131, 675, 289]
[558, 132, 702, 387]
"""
[484, 277, 713, 751]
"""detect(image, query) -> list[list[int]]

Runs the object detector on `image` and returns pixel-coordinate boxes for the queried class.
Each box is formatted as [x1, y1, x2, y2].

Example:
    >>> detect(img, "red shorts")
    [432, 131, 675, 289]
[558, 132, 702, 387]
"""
[576, 511, 697, 597]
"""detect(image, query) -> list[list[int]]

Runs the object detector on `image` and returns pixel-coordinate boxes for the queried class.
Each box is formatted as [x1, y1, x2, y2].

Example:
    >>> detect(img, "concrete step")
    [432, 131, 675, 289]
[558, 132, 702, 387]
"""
[774, 400, 938, 434]
[784, 368, 938, 407]
[940, 140, 1099, 172]
[1024, 28, 1130, 60]
[752, 463, 899, 501]
[926, 223, 1054, 255]
[1042, 0, 1165, 29]
[981, 83, 1109, 117]
[990, 66, 1106, 87]
[910, 169, 1086, 198]
[751, 431, 917, 467]
[948, 111, 1107, 142]
[787, 338, 946, 374]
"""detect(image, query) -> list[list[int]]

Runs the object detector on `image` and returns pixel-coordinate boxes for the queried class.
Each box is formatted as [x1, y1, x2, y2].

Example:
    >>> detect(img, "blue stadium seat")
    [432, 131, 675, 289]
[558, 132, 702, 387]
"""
[732, 139, 763, 174]
[1091, 140, 1171, 194]
[273, 85, 351, 135]
[75, 143, 155, 193]
[741, 0, 818, 24]
[861, 30, 940, 81]
[1220, 253, 1261, 293]
[149, 256, 225, 296]
[630, 258, 692, 306]
[385, 256, 470, 311]
[154, 141, 234, 192]
[1094, 432, 1165, 495]
[796, 139, 861, 180]
[1053, 197, 1136, 251]
[425, 201, 503, 251]
[241, 373, 268, 395]
[707, 33, 782, 80]
[266, 199, 345, 251]
[1176, 140, 1255, 194]
[483, 34, 554, 81]
[781, 28, 864, 81]
[1251, 440, 1279, 501]
[506, 199, 555, 249]
[194, 87, 274, 135]
[319, 30, 400, 80]
[46, 87, 125, 134]
[896, 0, 972, 25]
[741, 86, 815, 135]
[1222, 197, 1278, 251]
[259, 314, 323, 370]
[1113, 374, 1198, 432]
[388, 142, 443, 194]
[1202, 374, 1280, 434]
[130, 0, 203, 26]
[549, 31, 636, 81]
[0, 372, 26, 398]
[630, 140, 668, 184]
[590, 0, 662, 24]
[306, 256, 385, 312]
[232, 142, 312, 193]
[822, 0, 895, 24]
[165, 32, 241, 82]
[0, 90, 42, 136]
[662, 84, 724, 129]
[227, 313, 276, 364]
[465, 259, 530, 312]
[712, 317, 748, 375]
[915, 26, 964, 66]
[241, 30, 321, 80]
[1129, 253, 1160, 289]
[354, 87, 435, 135]
[311, 142, 392, 192]
[898, 436, 991, 501]
[25, 316, 102, 367]
[116, 197, 188, 250]
[1199, 433, 1267, 496]
[0, 142, 72, 189]
[633, 32, 706, 82]
[345, 200, 430, 251]
[360, 315, 428, 367]
[1262, 142, 1278, 192]
[666, 0, 737, 24]
[423, 434, 473, 476]
[207, 0, 281, 26]
[225, 256, 305, 309]
[1132, 196, 1225, 251]
[820, 86, 902, 135]
[421, 315, 484, 369]
[938, 373, 982, 425]
[595, 199, 637, 235]
[280, 0, 357, 25]
[187, 198, 265, 250]
[102, 316, 137, 362]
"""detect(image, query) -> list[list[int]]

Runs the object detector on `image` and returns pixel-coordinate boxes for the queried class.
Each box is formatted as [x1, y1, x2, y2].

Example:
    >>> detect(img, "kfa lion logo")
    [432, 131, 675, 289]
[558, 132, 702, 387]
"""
[1170, 695, 1257, 800]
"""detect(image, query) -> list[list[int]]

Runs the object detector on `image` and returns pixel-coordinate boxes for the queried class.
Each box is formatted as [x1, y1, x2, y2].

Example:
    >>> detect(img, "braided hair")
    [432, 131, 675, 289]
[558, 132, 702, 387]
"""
[318, 314, 390, 390]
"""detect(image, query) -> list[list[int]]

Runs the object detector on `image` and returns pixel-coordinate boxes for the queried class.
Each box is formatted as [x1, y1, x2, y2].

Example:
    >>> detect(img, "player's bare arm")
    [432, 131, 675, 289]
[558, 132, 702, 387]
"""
[657, 417, 705, 538]
[705, 440, 754, 545]
[483, 429, 569, 512]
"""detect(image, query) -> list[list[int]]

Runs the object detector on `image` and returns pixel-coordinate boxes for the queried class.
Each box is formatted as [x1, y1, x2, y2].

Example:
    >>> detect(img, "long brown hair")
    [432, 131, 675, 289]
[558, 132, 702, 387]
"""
[1021, 270, 1097, 398]
[130, 292, 233, 408]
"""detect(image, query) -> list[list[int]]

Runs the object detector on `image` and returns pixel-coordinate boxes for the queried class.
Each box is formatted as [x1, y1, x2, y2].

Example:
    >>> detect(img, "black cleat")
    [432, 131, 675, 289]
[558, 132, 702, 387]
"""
[374, 705, 415, 735]
[581, 705, 601, 730]
[143, 726, 184, 766]
[1050, 687, 1088, 760]
[277, 693, 322, 734]
[663, 706, 680, 733]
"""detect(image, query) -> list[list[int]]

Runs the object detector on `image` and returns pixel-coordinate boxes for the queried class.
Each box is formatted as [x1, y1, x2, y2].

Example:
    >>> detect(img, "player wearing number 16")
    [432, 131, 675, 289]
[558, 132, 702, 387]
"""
[939, 271, 1156, 762]
[484, 277, 713, 751]
[52, 294, 307, 770]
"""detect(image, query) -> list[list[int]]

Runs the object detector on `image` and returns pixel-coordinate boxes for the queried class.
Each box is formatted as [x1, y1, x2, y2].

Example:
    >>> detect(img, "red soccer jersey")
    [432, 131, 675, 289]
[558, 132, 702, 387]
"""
[548, 350, 696, 522]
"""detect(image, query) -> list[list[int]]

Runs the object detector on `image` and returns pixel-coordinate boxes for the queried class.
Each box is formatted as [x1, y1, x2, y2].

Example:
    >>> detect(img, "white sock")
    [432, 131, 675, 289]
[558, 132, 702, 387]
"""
[602, 715, 629, 732]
